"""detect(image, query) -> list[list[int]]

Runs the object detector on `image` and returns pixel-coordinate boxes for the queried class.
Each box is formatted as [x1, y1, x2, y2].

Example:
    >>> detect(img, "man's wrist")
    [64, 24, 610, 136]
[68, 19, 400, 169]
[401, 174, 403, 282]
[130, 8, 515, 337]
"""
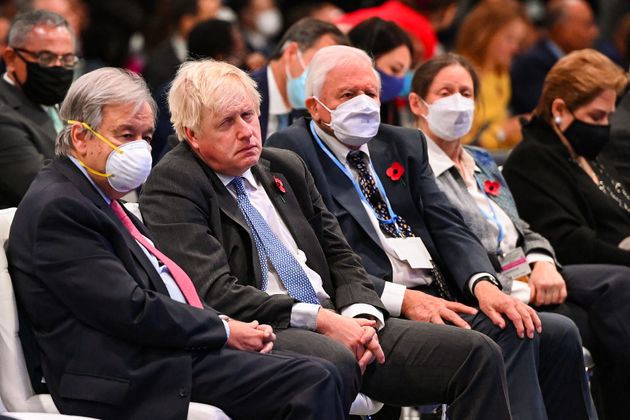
[471, 274, 501, 295]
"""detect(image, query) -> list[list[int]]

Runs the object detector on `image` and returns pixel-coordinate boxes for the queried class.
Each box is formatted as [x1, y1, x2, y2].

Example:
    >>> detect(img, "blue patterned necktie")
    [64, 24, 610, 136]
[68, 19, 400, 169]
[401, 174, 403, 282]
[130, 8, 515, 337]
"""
[346, 151, 453, 301]
[231, 177, 320, 304]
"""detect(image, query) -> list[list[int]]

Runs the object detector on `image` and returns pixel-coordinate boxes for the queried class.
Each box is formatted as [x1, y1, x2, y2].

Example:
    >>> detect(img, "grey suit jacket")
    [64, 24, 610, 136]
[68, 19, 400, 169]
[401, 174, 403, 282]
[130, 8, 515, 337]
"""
[139, 141, 386, 328]
[0, 80, 56, 208]
[432, 145, 556, 292]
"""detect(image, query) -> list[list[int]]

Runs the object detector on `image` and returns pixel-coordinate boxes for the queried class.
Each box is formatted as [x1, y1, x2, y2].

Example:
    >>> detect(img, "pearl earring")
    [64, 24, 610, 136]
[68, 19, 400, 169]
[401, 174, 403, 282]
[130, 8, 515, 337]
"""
[554, 115, 562, 125]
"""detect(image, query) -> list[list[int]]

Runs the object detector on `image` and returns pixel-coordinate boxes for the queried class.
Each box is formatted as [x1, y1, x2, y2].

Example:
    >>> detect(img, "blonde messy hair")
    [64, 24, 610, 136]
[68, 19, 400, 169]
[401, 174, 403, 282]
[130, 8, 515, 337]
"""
[168, 59, 261, 141]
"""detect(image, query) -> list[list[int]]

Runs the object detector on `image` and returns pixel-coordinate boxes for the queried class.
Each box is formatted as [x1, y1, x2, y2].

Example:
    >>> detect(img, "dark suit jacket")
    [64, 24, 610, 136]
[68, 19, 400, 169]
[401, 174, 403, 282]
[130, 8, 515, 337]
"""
[510, 39, 560, 115]
[601, 88, 630, 190]
[266, 118, 496, 301]
[0, 80, 56, 208]
[142, 39, 181, 93]
[140, 142, 386, 327]
[503, 117, 630, 266]
[8, 158, 227, 420]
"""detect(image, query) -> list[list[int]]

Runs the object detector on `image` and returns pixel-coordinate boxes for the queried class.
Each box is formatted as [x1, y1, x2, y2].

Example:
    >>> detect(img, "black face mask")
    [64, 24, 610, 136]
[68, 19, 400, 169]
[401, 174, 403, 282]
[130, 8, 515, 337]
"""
[562, 118, 610, 160]
[17, 60, 74, 106]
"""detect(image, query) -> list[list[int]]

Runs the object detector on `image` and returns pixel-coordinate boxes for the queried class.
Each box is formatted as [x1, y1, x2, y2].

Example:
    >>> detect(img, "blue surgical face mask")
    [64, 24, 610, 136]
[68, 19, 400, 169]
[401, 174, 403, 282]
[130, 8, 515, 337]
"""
[399, 70, 414, 98]
[286, 50, 308, 110]
[377, 68, 405, 102]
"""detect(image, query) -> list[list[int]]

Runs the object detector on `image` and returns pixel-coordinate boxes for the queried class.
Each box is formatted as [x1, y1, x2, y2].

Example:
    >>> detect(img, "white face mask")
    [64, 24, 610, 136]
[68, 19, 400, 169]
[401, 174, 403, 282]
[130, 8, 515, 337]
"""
[424, 93, 475, 141]
[315, 94, 381, 147]
[255, 8, 282, 37]
[106, 140, 153, 192]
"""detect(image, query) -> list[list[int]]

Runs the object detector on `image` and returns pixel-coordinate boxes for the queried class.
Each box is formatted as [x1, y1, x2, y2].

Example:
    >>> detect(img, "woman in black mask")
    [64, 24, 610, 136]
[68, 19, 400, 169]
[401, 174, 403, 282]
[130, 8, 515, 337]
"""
[503, 49, 630, 267]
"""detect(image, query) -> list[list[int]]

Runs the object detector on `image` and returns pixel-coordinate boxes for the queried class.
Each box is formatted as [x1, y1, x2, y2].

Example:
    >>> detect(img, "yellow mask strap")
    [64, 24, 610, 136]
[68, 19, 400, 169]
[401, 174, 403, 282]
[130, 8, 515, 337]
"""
[67, 120, 123, 154]
[76, 158, 112, 178]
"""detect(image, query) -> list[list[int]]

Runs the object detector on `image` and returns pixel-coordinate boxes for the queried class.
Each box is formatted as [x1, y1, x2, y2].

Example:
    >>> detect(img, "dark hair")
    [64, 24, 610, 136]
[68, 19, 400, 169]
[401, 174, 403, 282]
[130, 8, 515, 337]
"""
[170, 0, 198, 27]
[270, 17, 348, 60]
[348, 17, 414, 62]
[410, 53, 480, 100]
[187, 19, 235, 60]
[401, 0, 458, 13]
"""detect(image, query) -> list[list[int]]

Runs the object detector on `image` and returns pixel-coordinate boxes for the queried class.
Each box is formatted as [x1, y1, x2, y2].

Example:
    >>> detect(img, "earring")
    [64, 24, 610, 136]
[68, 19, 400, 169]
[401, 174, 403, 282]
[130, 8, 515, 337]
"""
[554, 115, 562, 125]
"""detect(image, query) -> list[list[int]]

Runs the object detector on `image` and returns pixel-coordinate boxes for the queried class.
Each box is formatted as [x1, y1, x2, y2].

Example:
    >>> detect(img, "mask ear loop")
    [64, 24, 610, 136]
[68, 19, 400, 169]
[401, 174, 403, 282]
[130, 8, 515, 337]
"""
[67, 120, 122, 178]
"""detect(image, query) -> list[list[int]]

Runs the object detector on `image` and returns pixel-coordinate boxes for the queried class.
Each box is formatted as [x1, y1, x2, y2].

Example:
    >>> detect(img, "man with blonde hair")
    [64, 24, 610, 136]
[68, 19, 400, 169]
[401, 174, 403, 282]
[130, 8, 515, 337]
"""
[140, 58, 514, 419]
[8, 66, 347, 420]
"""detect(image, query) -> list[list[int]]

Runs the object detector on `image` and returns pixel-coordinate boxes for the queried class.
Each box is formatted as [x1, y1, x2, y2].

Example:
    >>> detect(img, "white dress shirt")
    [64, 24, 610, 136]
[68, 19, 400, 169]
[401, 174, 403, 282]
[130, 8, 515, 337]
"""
[426, 137, 554, 302]
[217, 168, 385, 329]
[265, 65, 291, 139]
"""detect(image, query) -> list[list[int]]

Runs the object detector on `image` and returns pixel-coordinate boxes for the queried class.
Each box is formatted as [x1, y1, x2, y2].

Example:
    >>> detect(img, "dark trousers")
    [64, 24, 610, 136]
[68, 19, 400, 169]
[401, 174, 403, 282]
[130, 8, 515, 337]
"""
[464, 311, 596, 420]
[541, 264, 630, 420]
[275, 318, 512, 420]
[190, 348, 347, 420]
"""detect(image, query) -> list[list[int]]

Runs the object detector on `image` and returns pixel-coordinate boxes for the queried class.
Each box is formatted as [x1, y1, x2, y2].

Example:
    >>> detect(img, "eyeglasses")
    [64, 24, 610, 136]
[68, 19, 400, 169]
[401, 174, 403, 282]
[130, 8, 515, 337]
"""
[13, 48, 79, 69]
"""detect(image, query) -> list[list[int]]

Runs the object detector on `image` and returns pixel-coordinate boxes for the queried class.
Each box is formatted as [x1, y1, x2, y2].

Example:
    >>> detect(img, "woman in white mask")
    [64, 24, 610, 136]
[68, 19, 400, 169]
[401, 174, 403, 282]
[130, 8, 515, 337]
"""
[410, 52, 630, 420]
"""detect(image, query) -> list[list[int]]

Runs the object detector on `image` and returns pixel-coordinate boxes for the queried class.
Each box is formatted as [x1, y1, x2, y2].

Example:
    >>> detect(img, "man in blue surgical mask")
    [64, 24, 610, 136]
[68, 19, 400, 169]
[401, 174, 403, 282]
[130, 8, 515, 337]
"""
[267, 44, 597, 420]
[250, 17, 348, 141]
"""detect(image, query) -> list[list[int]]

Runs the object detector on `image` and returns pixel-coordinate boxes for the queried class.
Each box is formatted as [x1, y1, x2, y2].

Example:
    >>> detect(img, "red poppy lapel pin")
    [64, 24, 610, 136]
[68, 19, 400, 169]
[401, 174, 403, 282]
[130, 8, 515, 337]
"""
[484, 180, 501, 197]
[386, 161, 405, 184]
[273, 176, 287, 202]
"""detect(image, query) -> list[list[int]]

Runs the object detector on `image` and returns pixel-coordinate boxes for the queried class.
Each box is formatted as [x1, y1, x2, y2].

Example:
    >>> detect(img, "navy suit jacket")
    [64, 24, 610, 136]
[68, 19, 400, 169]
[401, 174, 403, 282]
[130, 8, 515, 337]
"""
[267, 118, 496, 301]
[510, 39, 560, 115]
[8, 158, 227, 420]
[251, 67, 271, 141]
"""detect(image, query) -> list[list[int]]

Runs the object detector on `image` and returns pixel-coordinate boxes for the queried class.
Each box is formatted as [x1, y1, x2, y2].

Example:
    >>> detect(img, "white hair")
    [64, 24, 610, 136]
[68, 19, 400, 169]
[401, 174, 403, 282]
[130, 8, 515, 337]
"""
[56, 67, 156, 156]
[168, 59, 261, 141]
[305, 45, 380, 98]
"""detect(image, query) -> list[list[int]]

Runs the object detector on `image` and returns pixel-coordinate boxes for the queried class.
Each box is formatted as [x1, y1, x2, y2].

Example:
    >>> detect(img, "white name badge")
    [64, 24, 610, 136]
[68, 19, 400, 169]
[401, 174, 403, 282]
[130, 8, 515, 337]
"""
[498, 247, 531, 281]
[387, 237, 433, 269]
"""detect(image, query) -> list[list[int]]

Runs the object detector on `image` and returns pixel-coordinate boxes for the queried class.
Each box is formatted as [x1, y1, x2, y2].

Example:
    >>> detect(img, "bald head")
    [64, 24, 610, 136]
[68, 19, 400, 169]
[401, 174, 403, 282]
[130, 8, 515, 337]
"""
[547, 0, 598, 52]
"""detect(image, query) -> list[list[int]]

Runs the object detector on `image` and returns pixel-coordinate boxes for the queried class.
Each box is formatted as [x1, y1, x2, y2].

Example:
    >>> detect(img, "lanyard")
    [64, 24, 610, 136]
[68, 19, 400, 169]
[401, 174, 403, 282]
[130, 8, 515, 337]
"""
[309, 121, 402, 234]
[473, 175, 504, 254]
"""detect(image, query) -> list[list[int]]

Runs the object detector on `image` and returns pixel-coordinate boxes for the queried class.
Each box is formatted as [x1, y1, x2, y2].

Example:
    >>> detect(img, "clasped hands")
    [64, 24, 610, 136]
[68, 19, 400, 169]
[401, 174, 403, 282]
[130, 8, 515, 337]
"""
[316, 309, 386, 374]
[226, 319, 276, 353]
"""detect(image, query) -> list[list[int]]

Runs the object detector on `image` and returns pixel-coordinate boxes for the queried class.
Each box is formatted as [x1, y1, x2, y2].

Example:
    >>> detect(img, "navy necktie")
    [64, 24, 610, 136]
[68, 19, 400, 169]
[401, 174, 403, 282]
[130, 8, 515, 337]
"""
[231, 177, 319, 304]
[346, 151, 453, 301]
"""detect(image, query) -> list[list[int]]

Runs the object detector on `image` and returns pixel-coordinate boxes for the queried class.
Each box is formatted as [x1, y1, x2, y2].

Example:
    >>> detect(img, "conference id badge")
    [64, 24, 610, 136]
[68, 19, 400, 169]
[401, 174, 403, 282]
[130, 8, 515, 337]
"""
[498, 247, 531, 281]
[387, 237, 433, 269]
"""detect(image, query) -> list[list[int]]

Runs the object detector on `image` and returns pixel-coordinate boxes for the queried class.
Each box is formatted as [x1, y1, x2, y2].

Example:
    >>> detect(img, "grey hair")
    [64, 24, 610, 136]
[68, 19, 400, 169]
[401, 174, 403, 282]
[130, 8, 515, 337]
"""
[56, 67, 157, 156]
[305, 45, 380, 98]
[8, 10, 74, 47]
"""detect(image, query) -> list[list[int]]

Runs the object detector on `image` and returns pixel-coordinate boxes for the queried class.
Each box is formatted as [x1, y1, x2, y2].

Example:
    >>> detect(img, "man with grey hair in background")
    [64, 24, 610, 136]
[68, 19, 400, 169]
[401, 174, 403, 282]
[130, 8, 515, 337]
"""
[140, 58, 514, 419]
[0, 10, 76, 208]
[7, 66, 349, 420]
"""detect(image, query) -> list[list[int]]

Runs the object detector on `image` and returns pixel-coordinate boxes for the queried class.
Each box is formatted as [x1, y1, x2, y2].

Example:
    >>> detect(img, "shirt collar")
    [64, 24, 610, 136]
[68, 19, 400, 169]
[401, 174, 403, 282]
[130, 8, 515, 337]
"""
[267, 65, 290, 115]
[425, 133, 479, 178]
[171, 35, 188, 63]
[68, 155, 112, 204]
[216, 168, 258, 190]
[313, 122, 371, 166]
[545, 39, 565, 59]
[2, 72, 14, 86]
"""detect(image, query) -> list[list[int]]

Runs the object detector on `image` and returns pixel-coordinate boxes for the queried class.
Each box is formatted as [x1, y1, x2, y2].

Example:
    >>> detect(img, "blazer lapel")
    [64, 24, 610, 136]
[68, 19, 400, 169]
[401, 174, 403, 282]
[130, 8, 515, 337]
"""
[313, 139, 383, 248]
[53, 158, 169, 295]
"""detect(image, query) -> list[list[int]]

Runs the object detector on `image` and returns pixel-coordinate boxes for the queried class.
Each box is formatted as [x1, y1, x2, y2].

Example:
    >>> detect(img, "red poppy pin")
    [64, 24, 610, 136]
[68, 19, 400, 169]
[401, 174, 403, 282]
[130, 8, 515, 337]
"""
[274, 176, 286, 193]
[386, 161, 405, 182]
[484, 180, 501, 196]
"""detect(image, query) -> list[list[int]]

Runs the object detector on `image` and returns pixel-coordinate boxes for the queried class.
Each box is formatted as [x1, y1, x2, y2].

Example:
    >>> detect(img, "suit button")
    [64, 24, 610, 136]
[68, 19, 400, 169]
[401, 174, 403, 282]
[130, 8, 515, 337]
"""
[178, 388, 187, 398]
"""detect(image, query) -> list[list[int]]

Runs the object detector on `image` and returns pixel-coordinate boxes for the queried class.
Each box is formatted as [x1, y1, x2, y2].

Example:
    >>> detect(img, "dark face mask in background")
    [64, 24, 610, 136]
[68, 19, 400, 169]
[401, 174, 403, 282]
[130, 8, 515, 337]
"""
[377, 68, 405, 103]
[563, 117, 611, 160]
[15, 59, 74, 106]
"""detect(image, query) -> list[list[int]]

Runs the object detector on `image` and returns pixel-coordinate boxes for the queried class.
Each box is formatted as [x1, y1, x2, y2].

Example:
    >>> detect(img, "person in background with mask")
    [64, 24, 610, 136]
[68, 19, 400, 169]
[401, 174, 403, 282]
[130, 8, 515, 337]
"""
[411, 52, 630, 420]
[504, 49, 630, 268]
[349, 17, 414, 126]
[250, 17, 348, 140]
[229, 0, 282, 58]
[267, 44, 597, 420]
[0, 10, 76, 208]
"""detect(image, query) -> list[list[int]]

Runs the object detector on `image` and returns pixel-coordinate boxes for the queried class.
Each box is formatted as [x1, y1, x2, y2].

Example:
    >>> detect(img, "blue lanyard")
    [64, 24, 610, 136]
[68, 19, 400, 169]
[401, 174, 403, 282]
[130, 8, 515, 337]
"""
[309, 120, 402, 234]
[474, 175, 504, 254]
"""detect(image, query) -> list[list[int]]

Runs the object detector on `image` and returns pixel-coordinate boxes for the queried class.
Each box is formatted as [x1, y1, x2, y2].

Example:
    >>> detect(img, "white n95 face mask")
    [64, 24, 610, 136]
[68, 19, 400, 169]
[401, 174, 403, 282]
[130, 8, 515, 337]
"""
[425, 93, 475, 141]
[316, 94, 381, 147]
[105, 140, 152, 192]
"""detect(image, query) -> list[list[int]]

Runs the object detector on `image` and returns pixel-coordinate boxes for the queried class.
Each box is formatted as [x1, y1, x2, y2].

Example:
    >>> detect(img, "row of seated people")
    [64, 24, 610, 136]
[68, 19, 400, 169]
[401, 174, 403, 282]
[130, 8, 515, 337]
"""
[6, 40, 630, 420]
